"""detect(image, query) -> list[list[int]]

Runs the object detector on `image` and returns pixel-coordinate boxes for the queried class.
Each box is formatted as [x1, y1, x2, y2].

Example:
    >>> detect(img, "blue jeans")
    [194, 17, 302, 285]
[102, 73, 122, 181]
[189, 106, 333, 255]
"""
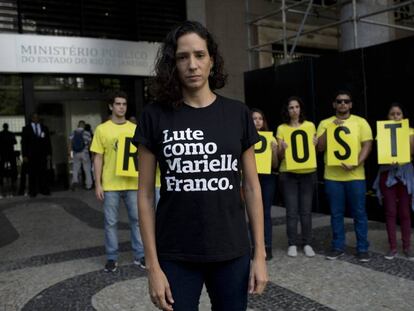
[259, 174, 277, 248]
[103, 190, 144, 260]
[159, 254, 250, 311]
[324, 180, 369, 252]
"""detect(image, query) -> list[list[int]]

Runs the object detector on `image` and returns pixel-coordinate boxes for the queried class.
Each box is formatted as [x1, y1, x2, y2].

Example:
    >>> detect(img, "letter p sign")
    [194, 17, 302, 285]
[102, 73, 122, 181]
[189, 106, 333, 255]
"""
[254, 131, 274, 174]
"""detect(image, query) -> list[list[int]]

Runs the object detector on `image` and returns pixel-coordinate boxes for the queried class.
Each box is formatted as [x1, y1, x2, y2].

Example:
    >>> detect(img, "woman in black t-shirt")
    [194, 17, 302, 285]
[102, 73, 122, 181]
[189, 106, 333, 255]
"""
[135, 21, 268, 311]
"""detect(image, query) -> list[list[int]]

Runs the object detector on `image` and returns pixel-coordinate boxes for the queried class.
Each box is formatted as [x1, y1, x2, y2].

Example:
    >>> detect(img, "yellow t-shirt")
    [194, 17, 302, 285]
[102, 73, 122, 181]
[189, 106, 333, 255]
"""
[90, 120, 138, 191]
[276, 121, 316, 174]
[316, 115, 373, 181]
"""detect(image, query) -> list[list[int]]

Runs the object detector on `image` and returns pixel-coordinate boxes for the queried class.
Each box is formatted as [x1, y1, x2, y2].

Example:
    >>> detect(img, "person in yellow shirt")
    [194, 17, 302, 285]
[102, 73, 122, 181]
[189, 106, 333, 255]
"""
[90, 91, 145, 272]
[317, 90, 373, 262]
[277, 96, 317, 258]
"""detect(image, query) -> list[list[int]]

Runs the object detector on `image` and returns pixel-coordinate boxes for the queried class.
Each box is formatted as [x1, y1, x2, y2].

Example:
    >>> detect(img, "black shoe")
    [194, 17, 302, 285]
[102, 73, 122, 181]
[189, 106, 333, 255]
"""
[325, 249, 344, 260]
[134, 257, 146, 269]
[357, 251, 370, 263]
[104, 260, 118, 272]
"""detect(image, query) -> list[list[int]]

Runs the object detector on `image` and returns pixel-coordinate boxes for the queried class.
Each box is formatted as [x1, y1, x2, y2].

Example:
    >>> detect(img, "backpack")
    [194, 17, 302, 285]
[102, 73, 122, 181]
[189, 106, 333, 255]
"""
[72, 130, 85, 152]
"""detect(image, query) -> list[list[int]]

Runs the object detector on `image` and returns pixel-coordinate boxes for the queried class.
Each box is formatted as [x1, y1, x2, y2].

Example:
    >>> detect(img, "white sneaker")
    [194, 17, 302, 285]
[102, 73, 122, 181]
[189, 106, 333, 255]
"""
[287, 245, 297, 257]
[303, 245, 315, 257]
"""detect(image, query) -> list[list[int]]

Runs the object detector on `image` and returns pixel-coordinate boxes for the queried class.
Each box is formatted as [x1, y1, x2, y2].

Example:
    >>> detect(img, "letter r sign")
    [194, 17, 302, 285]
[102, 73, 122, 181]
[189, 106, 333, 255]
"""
[116, 135, 139, 177]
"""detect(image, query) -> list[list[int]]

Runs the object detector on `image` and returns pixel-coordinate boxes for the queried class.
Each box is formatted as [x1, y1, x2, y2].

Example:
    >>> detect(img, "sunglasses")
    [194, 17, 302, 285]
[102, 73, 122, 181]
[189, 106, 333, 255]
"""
[335, 99, 351, 104]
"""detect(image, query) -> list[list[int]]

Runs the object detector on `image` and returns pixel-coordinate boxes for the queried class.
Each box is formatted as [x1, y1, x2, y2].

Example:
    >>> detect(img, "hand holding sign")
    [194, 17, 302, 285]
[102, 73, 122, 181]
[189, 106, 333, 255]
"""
[312, 134, 318, 146]
[326, 121, 359, 166]
[333, 118, 345, 126]
[279, 139, 288, 152]
[341, 163, 356, 171]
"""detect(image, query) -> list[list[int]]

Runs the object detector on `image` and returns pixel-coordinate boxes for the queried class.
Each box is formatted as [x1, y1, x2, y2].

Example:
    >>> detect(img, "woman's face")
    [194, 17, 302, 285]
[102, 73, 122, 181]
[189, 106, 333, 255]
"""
[288, 100, 301, 120]
[388, 106, 403, 121]
[175, 32, 213, 93]
[252, 112, 264, 130]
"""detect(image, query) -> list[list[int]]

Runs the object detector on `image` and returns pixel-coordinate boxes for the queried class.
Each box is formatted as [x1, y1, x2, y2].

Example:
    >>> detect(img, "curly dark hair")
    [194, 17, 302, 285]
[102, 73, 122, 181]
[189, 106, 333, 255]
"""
[150, 21, 227, 106]
[251, 108, 269, 131]
[281, 96, 306, 124]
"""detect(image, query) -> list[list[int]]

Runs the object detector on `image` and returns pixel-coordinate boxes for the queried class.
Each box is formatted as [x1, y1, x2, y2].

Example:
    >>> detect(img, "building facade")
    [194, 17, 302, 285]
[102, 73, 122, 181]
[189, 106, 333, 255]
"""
[0, 0, 186, 189]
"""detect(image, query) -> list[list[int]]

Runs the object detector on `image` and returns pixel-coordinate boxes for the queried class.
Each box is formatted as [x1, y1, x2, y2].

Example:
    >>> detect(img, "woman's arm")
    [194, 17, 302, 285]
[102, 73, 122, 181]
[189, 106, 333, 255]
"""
[137, 145, 174, 311]
[317, 131, 327, 152]
[271, 140, 279, 169]
[277, 138, 287, 160]
[242, 146, 268, 294]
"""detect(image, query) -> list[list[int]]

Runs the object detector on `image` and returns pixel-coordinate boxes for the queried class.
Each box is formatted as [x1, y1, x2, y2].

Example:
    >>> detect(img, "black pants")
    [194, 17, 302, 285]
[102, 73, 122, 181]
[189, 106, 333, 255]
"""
[159, 254, 250, 311]
[0, 158, 17, 194]
[28, 157, 50, 196]
[280, 172, 316, 246]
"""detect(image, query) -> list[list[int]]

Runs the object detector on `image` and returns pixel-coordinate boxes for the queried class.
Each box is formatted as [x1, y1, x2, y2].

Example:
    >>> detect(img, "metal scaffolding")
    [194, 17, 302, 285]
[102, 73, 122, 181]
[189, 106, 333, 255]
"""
[246, 0, 414, 68]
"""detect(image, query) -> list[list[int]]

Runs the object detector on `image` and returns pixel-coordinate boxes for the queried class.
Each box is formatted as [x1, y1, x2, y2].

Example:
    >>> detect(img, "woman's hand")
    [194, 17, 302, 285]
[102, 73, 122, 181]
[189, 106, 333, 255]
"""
[271, 141, 278, 153]
[248, 256, 268, 294]
[148, 267, 174, 311]
[280, 139, 288, 151]
[313, 134, 318, 146]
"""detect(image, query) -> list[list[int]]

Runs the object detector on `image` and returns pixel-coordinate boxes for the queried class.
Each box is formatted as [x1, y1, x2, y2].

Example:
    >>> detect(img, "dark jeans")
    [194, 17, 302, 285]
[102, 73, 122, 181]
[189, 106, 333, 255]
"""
[324, 180, 369, 252]
[159, 254, 250, 311]
[18, 161, 28, 195]
[28, 157, 50, 196]
[259, 174, 277, 248]
[280, 172, 316, 246]
[379, 171, 412, 251]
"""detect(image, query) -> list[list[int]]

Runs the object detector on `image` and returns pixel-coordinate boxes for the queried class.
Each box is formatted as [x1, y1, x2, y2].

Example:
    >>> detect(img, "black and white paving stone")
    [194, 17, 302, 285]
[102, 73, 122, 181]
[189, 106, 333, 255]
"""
[1, 191, 413, 310]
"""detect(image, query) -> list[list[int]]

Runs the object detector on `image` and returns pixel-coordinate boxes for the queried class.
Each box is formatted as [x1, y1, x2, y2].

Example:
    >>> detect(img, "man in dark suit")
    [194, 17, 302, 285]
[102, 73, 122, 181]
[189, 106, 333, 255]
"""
[21, 113, 52, 197]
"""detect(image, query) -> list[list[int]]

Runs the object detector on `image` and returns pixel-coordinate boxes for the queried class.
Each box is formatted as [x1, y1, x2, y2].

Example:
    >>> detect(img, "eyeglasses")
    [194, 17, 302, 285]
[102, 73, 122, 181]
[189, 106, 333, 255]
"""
[335, 99, 351, 104]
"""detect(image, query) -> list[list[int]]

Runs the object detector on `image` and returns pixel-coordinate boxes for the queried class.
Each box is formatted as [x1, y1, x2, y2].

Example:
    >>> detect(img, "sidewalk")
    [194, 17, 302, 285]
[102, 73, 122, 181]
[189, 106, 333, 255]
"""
[1, 190, 414, 311]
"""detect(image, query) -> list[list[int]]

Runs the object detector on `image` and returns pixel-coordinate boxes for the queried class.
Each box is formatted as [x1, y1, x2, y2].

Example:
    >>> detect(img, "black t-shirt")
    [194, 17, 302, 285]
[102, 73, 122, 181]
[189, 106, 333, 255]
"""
[134, 95, 259, 262]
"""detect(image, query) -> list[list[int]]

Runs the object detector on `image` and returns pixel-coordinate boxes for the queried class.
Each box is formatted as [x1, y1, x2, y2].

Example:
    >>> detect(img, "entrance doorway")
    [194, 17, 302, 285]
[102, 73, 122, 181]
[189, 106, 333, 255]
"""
[27, 74, 141, 190]
[36, 97, 107, 190]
